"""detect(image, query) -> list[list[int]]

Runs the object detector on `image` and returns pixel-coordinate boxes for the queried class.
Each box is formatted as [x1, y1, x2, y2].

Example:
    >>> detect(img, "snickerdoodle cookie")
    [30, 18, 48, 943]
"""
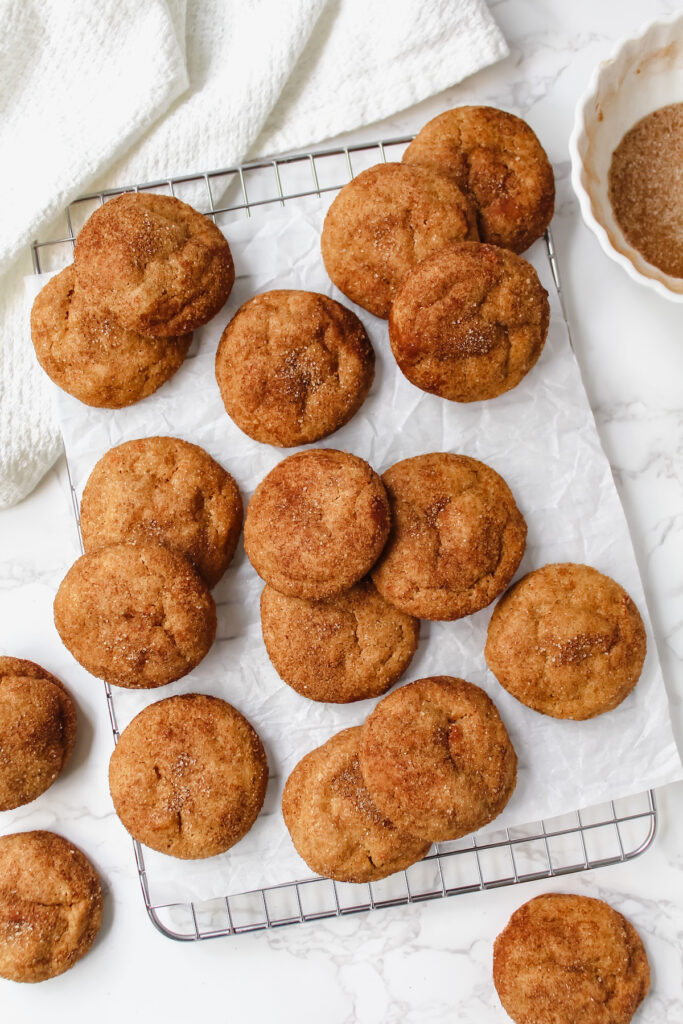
[403, 106, 555, 253]
[493, 893, 650, 1024]
[485, 563, 647, 720]
[74, 192, 234, 336]
[30, 266, 191, 408]
[321, 162, 478, 318]
[109, 694, 268, 859]
[260, 577, 419, 703]
[244, 449, 391, 599]
[371, 453, 526, 621]
[360, 677, 517, 842]
[0, 831, 102, 983]
[389, 243, 549, 402]
[216, 290, 375, 447]
[0, 658, 77, 811]
[282, 727, 431, 882]
[54, 542, 216, 688]
[80, 437, 243, 588]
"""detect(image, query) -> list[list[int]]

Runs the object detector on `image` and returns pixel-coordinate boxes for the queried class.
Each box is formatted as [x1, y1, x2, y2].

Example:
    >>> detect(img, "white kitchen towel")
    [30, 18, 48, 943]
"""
[0, 0, 508, 508]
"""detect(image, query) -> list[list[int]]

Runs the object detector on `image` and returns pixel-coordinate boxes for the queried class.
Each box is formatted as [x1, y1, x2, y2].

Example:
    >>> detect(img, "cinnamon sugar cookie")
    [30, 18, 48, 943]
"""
[493, 893, 650, 1024]
[244, 449, 391, 599]
[359, 676, 517, 842]
[260, 577, 419, 703]
[321, 162, 478, 318]
[216, 290, 375, 446]
[371, 453, 526, 620]
[485, 563, 647, 719]
[282, 727, 431, 882]
[109, 694, 268, 859]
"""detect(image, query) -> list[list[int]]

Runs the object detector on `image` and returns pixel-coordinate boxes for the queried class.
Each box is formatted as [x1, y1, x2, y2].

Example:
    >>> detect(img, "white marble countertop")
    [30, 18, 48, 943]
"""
[1, 0, 682, 1020]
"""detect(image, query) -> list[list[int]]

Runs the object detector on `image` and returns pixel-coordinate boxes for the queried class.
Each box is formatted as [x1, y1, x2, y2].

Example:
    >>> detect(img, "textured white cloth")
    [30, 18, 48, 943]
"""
[0, 0, 507, 508]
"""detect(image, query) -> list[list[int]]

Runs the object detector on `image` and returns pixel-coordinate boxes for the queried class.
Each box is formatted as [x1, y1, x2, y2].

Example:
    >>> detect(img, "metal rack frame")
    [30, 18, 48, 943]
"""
[32, 137, 658, 942]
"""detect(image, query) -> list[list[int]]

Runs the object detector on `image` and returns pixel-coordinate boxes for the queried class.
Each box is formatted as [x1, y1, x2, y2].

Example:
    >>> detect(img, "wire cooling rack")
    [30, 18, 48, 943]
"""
[32, 138, 658, 941]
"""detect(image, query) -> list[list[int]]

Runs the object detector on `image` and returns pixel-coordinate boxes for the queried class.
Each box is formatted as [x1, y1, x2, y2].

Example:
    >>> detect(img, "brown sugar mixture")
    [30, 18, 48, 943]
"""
[608, 103, 683, 278]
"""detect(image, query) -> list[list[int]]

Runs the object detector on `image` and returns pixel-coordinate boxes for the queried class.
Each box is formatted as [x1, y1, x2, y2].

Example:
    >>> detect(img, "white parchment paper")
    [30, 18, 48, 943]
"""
[26, 200, 683, 904]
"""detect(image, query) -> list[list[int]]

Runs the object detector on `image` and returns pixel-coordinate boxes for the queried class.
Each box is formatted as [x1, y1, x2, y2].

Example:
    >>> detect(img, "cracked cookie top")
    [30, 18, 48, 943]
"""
[0, 830, 102, 983]
[321, 162, 478, 318]
[389, 243, 549, 402]
[371, 453, 526, 621]
[260, 577, 419, 703]
[485, 563, 647, 720]
[282, 726, 431, 882]
[216, 290, 375, 447]
[109, 694, 267, 860]
[403, 106, 555, 254]
[54, 542, 216, 689]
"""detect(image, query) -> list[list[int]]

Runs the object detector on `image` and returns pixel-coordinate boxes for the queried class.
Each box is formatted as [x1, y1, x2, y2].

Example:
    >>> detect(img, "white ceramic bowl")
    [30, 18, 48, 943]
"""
[569, 12, 683, 302]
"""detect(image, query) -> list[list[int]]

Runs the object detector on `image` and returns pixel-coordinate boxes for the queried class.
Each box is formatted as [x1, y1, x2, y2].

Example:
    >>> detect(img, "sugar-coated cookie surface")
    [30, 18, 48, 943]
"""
[485, 563, 647, 719]
[216, 290, 375, 447]
[74, 192, 234, 336]
[54, 542, 216, 688]
[403, 106, 555, 253]
[109, 694, 268, 859]
[321, 162, 478, 318]
[30, 266, 191, 408]
[0, 831, 102, 983]
[389, 243, 549, 402]
[359, 677, 517, 842]
[260, 577, 419, 703]
[371, 453, 526, 620]
[282, 727, 431, 882]
[244, 449, 391, 599]
[493, 893, 650, 1024]
[80, 436, 243, 588]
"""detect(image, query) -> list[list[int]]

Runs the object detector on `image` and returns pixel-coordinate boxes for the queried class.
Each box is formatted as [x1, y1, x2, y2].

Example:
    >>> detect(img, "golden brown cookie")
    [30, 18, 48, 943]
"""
[54, 542, 216, 689]
[493, 893, 650, 1024]
[260, 578, 419, 703]
[74, 192, 234, 336]
[0, 657, 77, 811]
[403, 106, 555, 253]
[215, 290, 375, 447]
[371, 453, 526, 621]
[485, 563, 647, 720]
[244, 449, 391, 599]
[80, 437, 243, 588]
[360, 677, 516, 842]
[282, 727, 431, 882]
[389, 243, 549, 402]
[321, 162, 478, 318]
[109, 694, 268, 859]
[30, 266, 192, 408]
[0, 831, 102, 983]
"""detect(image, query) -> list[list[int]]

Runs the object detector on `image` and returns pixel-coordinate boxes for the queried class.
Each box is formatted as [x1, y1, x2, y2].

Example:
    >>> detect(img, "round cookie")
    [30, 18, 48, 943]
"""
[74, 192, 234, 336]
[371, 453, 527, 621]
[360, 677, 517, 842]
[216, 290, 375, 447]
[493, 893, 650, 1024]
[54, 542, 216, 689]
[0, 657, 77, 811]
[403, 106, 555, 253]
[282, 727, 431, 882]
[109, 694, 268, 859]
[260, 578, 419, 703]
[244, 449, 391, 600]
[30, 266, 192, 408]
[389, 243, 549, 402]
[321, 162, 478, 318]
[485, 563, 647, 720]
[0, 830, 102, 983]
[80, 437, 243, 588]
